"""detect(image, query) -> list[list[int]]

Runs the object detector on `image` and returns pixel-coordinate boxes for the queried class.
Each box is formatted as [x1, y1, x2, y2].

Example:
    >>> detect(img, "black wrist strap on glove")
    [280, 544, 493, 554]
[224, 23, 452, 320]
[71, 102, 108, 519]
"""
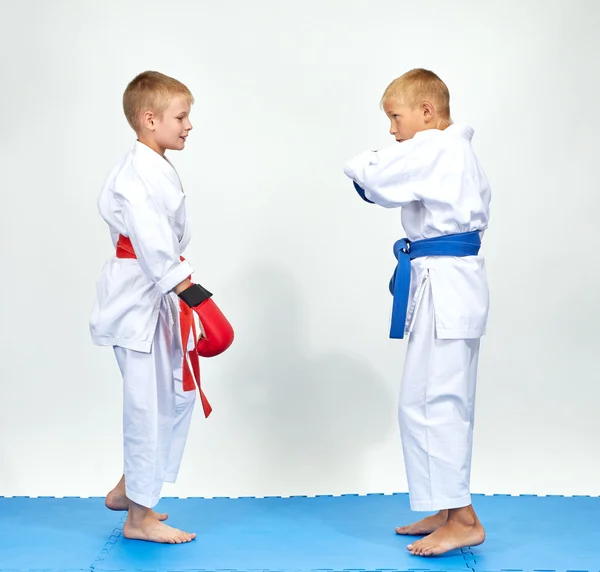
[178, 283, 213, 307]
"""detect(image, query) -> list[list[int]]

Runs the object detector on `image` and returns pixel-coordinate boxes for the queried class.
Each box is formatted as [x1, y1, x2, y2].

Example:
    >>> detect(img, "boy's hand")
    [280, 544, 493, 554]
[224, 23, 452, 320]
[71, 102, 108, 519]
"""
[353, 181, 375, 204]
[177, 283, 234, 357]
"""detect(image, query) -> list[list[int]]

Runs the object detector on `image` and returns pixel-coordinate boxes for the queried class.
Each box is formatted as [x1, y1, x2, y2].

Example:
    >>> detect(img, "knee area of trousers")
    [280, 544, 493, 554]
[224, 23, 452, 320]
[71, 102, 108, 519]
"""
[398, 405, 424, 424]
[175, 389, 196, 412]
[182, 390, 196, 406]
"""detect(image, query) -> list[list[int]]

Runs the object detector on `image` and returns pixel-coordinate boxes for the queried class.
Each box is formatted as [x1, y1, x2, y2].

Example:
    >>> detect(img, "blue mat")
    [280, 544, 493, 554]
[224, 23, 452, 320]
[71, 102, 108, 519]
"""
[0, 493, 599, 572]
[468, 494, 600, 572]
[0, 496, 121, 571]
[93, 494, 470, 572]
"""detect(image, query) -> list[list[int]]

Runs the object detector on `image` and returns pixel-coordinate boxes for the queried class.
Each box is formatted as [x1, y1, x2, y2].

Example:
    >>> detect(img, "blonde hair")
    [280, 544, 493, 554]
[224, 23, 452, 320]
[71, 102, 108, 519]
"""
[381, 68, 450, 119]
[123, 70, 194, 132]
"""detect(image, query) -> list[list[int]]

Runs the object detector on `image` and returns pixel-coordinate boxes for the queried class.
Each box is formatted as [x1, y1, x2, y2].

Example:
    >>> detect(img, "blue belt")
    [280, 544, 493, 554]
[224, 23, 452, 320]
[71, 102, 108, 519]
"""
[389, 231, 481, 339]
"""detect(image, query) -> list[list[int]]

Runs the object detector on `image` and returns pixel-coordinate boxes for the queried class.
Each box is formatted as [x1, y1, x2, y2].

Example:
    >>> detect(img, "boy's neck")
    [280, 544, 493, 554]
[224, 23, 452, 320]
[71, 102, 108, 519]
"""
[137, 137, 166, 157]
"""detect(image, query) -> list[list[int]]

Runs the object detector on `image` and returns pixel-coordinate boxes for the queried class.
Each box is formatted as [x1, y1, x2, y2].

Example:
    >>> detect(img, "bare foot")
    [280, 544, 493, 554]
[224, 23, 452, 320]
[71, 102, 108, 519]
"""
[105, 475, 168, 521]
[395, 510, 448, 535]
[123, 505, 196, 544]
[407, 505, 485, 557]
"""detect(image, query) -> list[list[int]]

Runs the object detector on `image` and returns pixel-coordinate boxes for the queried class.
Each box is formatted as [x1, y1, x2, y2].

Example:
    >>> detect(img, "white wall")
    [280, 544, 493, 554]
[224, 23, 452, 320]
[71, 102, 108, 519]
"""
[1, 0, 599, 500]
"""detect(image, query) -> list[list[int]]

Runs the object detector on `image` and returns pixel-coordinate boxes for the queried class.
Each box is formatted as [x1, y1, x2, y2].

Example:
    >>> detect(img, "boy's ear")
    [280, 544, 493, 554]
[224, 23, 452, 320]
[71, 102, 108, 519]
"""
[421, 101, 434, 123]
[142, 110, 156, 131]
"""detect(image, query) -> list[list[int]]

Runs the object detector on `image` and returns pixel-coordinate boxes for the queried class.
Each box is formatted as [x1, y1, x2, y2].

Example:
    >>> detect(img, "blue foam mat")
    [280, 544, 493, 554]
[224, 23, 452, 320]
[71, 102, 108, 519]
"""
[0, 496, 122, 571]
[94, 494, 470, 572]
[467, 494, 600, 572]
[1, 493, 599, 572]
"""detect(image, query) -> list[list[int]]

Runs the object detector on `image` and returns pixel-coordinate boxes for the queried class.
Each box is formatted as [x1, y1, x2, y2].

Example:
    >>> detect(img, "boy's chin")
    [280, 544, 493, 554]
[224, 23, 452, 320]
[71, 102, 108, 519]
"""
[165, 140, 186, 151]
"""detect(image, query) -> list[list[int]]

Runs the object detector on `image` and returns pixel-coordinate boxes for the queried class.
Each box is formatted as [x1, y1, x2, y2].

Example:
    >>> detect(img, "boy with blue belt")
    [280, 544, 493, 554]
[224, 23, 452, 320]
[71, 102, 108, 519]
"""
[344, 68, 490, 557]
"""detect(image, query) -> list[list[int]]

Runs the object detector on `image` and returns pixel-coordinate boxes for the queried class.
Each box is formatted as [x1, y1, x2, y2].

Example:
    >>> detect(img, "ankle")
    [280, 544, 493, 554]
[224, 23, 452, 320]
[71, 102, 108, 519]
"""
[127, 502, 152, 524]
[447, 506, 477, 526]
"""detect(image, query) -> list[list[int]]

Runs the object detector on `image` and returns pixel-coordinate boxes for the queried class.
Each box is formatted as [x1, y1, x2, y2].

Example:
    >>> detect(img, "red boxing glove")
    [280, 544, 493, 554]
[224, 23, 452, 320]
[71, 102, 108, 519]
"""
[194, 298, 234, 357]
[178, 283, 234, 357]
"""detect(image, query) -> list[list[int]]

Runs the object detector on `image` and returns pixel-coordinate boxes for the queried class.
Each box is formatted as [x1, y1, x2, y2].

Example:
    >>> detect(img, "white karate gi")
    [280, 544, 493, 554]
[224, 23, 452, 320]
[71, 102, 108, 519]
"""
[344, 124, 491, 511]
[90, 141, 196, 508]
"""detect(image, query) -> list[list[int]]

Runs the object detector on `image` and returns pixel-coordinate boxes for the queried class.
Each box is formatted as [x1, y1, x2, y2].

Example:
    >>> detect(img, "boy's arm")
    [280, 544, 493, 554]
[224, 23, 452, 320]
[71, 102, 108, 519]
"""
[118, 175, 234, 356]
[174, 278, 193, 295]
[116, 173, 193, 295]
[344, 140, 430, 208]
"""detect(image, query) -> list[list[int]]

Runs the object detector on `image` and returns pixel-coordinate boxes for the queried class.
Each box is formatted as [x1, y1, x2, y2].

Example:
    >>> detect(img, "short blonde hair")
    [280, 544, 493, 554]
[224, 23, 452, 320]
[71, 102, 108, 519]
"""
[123, 70, 194, 132]
[381, 68, 450, 119]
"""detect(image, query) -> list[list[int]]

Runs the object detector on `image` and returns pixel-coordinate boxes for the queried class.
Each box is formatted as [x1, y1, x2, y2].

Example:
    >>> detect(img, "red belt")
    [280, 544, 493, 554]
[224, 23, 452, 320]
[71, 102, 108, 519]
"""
[116, 234, 212, 418]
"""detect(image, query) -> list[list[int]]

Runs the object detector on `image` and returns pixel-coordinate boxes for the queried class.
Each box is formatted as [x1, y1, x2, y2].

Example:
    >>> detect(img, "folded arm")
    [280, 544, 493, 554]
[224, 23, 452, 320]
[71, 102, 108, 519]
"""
[344, 139, 436, 208]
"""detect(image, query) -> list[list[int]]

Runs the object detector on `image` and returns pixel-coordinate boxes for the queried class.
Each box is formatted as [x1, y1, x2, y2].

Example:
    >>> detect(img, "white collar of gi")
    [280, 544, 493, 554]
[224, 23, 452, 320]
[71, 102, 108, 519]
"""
[133, 140, 180, 179]
[446, 123, 474, 141]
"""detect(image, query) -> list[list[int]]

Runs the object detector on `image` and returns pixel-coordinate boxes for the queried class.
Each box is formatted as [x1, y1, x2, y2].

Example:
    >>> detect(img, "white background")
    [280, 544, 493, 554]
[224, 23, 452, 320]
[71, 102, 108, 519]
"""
[1, 0, 599, 501]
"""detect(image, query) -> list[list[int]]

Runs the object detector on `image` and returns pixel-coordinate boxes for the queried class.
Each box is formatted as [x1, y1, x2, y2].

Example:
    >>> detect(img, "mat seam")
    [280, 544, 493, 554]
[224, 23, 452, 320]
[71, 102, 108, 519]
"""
[90, 513, 126, 572]
[2, 493, 600, 499]
[461, 546, 476, 572]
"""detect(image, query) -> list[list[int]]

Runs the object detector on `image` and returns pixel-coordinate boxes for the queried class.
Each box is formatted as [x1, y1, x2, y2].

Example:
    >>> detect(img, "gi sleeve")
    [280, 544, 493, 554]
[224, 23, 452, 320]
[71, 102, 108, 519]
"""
[114, 171, 193, 296]
[343, 137, 439, 208]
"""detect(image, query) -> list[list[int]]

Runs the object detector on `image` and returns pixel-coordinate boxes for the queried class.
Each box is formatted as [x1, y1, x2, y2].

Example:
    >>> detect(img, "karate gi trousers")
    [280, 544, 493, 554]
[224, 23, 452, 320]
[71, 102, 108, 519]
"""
[399, 278, 480, 512]
[113, 293, 196, 508]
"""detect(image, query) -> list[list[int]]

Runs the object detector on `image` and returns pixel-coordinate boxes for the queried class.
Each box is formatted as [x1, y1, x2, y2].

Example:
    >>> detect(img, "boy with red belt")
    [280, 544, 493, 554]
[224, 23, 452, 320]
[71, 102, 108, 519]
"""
[90, 71, 233, 544]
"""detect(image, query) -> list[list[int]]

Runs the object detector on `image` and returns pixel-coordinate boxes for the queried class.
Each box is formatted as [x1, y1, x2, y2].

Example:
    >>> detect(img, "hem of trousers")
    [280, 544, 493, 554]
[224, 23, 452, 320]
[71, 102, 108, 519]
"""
[410, 494, 472, 512]
[126, 487, 160, 509]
